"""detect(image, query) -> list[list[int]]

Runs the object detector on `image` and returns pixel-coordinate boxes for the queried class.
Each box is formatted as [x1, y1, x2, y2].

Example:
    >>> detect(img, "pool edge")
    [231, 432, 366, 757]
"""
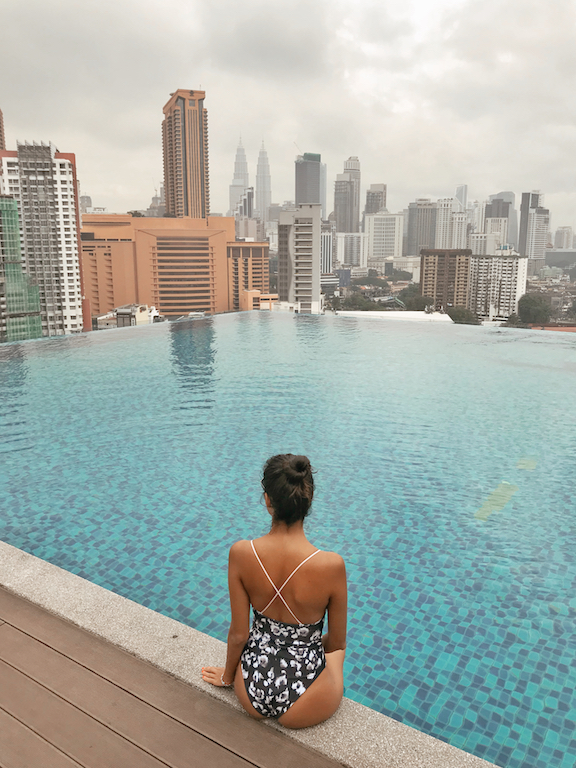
[0, 539, 497, 768]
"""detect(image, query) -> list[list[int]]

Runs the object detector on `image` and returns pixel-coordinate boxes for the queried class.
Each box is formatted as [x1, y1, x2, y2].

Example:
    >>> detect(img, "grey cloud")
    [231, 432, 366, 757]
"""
[2, 0, 576, 225]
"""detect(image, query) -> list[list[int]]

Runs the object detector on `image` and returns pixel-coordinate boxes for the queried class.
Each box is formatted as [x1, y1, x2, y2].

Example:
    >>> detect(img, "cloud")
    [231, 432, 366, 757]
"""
[1, 0, 575, 226]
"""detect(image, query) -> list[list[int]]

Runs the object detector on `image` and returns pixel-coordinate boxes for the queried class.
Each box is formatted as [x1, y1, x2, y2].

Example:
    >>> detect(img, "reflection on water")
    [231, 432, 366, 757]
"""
[0, 345, 32, 454]
[169, 318, 216, 421]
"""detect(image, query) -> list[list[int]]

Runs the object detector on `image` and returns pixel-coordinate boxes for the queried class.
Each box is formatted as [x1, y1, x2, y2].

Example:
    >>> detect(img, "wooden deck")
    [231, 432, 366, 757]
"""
[0, 586, 344, 768]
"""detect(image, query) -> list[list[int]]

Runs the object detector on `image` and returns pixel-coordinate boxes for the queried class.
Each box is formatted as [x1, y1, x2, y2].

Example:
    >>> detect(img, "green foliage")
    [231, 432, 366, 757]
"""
[397, 283, 420, 301]
[447, 306, 480, 325]
[341, 294, 387, 311]
[388, 269, 413, 282]
[518, 293, 552, 324]
[127, 210, 144, 217]
[500, 313, 528, 328]
[405, 295, 434, 311]
[397, 284, 433, 311]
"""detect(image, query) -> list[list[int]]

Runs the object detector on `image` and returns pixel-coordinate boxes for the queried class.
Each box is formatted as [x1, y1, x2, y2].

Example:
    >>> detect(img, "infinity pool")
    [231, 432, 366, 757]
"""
[1, 312, 575, 768]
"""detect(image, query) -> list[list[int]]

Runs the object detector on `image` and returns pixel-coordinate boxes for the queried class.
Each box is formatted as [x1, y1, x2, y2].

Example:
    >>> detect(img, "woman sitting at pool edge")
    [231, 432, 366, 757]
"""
[202, 454, 347, 729]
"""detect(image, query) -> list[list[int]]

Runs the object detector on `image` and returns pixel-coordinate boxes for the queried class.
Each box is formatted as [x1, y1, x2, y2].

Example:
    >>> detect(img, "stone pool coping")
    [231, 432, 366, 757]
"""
[0, 539, 496, 768]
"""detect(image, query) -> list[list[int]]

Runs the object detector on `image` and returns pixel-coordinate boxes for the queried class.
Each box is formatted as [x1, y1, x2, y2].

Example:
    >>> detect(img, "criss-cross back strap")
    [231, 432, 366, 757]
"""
[250, 540, 321, 626]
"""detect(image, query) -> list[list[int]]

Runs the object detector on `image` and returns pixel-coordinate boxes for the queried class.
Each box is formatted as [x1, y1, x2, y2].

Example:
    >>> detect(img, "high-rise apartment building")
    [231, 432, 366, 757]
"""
[81, 215, 268, 318]
[406, 199, 437, 256]
[335, 232, 368, 268]
[255, 142, 271, 224]
[0, 142, 86, 336]
[334, 157, 361, 233]
[519, 191, 549, 259]
[0, 109, 5, 151]
[488, 192, 518, 248]
[554, 226, 573, 249]
[469, 249, 527, 322]
[0, 195, 42, 342]
[229, 138, 249, 215]
[364, 184, 386, 214]
[295, 153, 326, 218]
[362, 184, 387, 232]
[420, 248, 472, 311]
[320, 228, 333, 274]
[435, 198, 455, 248]
[365, 211, 403, 273]
[227, 242, 269, 311]
[162, 89, 209, 218]
[278, 204, 322, 313]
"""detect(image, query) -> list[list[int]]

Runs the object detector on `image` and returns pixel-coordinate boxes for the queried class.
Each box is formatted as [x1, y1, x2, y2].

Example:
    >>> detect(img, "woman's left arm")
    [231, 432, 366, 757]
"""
[201, 541, 250, 687]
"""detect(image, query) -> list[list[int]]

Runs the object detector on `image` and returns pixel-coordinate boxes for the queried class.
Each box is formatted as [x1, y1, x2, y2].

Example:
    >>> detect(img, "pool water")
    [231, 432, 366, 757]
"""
[1, 312, 575, 768]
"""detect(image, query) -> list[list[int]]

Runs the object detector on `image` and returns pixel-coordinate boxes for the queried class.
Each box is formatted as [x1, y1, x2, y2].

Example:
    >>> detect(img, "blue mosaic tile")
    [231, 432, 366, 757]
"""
[1, 314, 576, 768]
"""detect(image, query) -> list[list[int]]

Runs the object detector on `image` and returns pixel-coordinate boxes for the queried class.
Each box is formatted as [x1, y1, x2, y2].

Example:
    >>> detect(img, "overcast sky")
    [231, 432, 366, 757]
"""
[2, 0, 576, 229]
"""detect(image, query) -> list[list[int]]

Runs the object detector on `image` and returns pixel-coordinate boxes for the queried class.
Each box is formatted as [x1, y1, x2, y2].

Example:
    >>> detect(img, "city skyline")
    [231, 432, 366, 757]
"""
[2, 0, 576, 228]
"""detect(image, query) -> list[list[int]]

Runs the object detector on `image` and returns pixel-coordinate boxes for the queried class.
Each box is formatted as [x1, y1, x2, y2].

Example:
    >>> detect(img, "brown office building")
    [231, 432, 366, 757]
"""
[80, 215, 269, 319]
[162, 89, 209, 218]
[420, 248, 472, 311]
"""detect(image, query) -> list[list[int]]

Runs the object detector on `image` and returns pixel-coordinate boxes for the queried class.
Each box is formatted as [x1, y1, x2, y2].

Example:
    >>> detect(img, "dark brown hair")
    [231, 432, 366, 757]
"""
[261, 454, 314, 526]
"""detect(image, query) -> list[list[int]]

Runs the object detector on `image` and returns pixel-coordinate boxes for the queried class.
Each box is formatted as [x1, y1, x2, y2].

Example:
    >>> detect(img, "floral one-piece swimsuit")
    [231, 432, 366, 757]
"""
[240, 541, 326, 718]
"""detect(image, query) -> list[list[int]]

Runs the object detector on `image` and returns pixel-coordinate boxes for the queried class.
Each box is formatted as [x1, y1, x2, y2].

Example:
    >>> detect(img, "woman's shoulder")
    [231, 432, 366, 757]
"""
[315, 548, 346, 571]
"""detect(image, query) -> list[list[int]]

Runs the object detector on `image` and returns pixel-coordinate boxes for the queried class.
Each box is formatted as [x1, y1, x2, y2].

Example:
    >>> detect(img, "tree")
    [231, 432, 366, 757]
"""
[447, 306, 480, 325]
[388, 269, 413, 282]
[405, 295, 434, 311]
[518, 293, 552, 324]
[127, 210, 144, 217]
[341, 294, 386, 311]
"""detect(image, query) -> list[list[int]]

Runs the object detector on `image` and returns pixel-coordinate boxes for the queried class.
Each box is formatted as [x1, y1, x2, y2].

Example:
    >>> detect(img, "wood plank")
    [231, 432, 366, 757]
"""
[0, 707, 82, 768]
[0, 659, 249, 768]
[0, 623, 253, 768]
[0, 587, 344, 768]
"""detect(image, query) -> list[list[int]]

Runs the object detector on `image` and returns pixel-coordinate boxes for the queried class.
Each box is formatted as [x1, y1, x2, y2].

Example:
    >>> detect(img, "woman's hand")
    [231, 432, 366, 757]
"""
[201, 665, 233, 687]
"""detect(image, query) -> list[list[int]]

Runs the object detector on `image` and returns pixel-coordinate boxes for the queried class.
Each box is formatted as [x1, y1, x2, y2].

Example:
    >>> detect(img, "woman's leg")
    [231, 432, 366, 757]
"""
[277, 649, 345, 730]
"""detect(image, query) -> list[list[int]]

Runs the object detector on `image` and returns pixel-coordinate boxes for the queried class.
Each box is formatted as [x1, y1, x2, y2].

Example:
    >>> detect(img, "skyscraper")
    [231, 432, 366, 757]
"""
[455, 185, 467, 210]
[487, 192, 518, 248]
[162, 89, 209, 218]
[365, 211, 403, 272]
[334, 157, 361, 233]
[364, 184, 386, 215]
[229, 138, 249, 215]
[519, 191, 549, 259]
[255, 142, 272, 224]
[0, 195, 42, 342]
[406, 199, 437, 256]
[554, 226, 573, 249]
[0, 142, 86, 336]
[278, 204, 322, 313]
[295, 153, 326, 218]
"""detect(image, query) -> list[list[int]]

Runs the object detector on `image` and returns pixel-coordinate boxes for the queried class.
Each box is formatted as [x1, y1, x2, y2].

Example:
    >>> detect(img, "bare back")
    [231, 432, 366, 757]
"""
[234, 534, 345, 629]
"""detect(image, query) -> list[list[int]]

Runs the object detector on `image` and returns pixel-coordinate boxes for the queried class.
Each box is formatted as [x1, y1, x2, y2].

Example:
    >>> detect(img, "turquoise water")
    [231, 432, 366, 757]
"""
[1, 312, 575, 768]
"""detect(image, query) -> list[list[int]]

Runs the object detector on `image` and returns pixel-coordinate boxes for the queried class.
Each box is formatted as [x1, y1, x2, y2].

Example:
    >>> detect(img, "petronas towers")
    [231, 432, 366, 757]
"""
[228, 139, 271, 223]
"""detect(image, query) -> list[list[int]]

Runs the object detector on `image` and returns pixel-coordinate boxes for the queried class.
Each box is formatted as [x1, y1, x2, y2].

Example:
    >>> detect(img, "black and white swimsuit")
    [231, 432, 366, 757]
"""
[240, 540, 326, 718]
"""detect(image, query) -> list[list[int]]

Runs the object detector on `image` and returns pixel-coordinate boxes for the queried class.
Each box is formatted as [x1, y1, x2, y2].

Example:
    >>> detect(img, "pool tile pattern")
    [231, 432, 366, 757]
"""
[1, 314, 575, 768]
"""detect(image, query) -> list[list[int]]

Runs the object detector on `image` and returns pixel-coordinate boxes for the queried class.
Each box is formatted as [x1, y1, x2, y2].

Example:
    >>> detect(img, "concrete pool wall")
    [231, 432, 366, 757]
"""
[0, 538, 497, 768]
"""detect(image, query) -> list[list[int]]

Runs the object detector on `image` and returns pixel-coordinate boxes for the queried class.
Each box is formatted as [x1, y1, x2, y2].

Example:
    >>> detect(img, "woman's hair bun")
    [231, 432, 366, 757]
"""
[262, 454, 314, 525]
[288, 456, 309, 479]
